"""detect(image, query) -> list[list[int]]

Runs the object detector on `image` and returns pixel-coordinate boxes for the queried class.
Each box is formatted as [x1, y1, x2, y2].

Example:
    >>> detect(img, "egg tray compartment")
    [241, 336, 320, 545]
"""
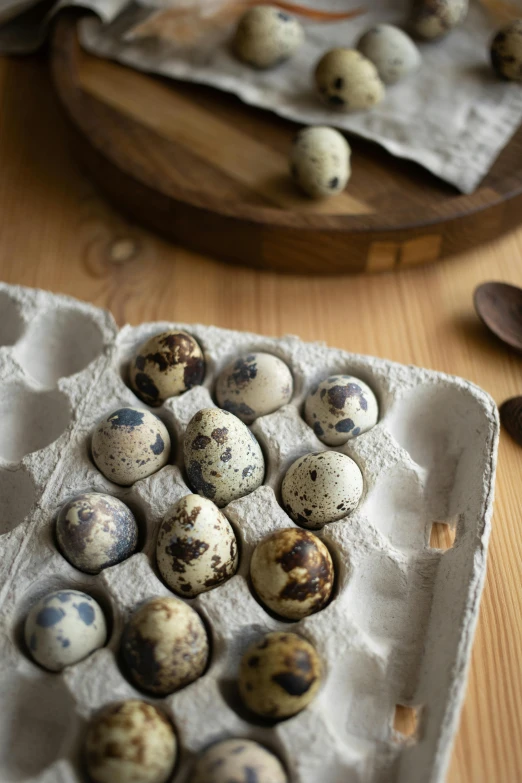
[0, 282, 498, 783]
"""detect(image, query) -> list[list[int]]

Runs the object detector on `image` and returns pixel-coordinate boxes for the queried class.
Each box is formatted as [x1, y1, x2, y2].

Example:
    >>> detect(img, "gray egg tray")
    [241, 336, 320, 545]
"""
[0, 283, 498, 783]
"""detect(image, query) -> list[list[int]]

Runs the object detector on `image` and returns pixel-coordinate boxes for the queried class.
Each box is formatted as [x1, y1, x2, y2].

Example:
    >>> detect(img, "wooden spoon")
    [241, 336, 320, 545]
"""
[474, 281, 522, 353]
[500, 397, 522, 447]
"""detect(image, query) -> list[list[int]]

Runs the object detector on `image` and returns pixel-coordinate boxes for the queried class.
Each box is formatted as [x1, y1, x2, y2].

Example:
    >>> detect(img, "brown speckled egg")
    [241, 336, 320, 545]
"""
[121, 596, 209, 696]
[304, 374, 379, 446]
[239, 631, 322, 719]
[191, 739, 287, 783]
[356, 25, 421, 85]
[129, 330, 205, 407]
[56, 493, 138, 574]
[156, 494, 238, 597]
[410, 0, 468, 40]
[491, 19, 522, 82]
[85, 700, 177, 783]
[315, 48, 385, 111]
[290, 126, 352, 199]
[92, 407, 171, 486]
[250, 528, 334, 620]
[233, 6, 304, 69]
[282, 451, 363, 529]
[184, 408, 265, 507]
[216, 352, 293, 423]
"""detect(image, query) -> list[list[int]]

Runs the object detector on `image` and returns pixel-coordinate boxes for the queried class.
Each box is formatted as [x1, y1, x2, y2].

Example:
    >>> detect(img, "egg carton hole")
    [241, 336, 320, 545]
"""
[14, 307, 105, 389]
[13, 579, 116, 673]
[0, 290, 24, 348]
[428, 518, 458, 552]
[392, 704, 422, 743]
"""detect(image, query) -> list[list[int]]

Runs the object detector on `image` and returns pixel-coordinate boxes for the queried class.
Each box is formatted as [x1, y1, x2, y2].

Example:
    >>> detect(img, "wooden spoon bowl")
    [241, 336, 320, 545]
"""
[474, 282, 522, 352]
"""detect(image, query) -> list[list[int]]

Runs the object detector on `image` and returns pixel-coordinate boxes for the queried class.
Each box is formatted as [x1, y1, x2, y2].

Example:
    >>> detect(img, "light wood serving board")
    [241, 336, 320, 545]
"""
[50, 11, 522, 275]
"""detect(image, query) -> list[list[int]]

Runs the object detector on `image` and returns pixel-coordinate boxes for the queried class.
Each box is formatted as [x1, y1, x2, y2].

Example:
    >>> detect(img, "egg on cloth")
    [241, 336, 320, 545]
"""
[129, 330, 205, 407]
[56, 493, 138, 574]
[356, 25, 421, 84]
[239, 631, 322, 719]
[92, 407, 171, 486]
[233, 6, 304, 69]
[315, 48, 385, 111]
[156, 494, 238, 597]
[409, 0, 468, 40]
[24, 589, 107, 671]
[289, 126, 351, 199]
[190, 738, 287, 783]
[121, 596, 209, 696]
[216, 352, 293, 423]
[184, 408, 265, 507]
[282, 451, 363, 529]
[250, 528, 334, 620]
[491, 19, 522, 82]
[304, 374, 379, 446]
[84, 700, 177, 783]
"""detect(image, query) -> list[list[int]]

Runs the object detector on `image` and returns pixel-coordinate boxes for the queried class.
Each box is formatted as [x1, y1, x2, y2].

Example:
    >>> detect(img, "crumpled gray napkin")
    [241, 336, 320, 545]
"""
[1, 0, 521, 193]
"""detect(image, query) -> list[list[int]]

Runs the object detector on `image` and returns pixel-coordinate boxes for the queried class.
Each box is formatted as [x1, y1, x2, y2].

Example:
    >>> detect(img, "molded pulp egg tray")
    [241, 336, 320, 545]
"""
[0, 283, 498, 783]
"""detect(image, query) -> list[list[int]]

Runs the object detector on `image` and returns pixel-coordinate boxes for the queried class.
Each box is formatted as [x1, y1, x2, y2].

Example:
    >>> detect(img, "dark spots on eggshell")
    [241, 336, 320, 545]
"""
[75, 602, 95, 625]
[220, 447, 232, 462]
[222, 400, 256, 419]
[329, 177, 340, 189]
[109, 408, 144, 429]
[248, 655, 260, 668]
[335, 418, 355, 432]
[334, 76, 344, 89]
[36, 607, 65, 627]
[272, 670, 315, 696]
[123, 629, 162, 690]
[187, 460, 216, 499]
[244, 769, 259, 783]
[328, 94, 345, 106]
[328, 382, 366, 411]
[150, 433, 165, 455]
[211, 427, 228, 444]
[277, 10, 290, 21]
[229, 356, 258, 389]
[133, 372, 160, 404]
[183, 356, 205, 389]
[243, 465, 254, 478]
[29, 633, 37, 650]
[192, 435, 211, 450]
[313, 422, 324, 437]
[310, 470, 317, 481]
[166, 536, 210, 571]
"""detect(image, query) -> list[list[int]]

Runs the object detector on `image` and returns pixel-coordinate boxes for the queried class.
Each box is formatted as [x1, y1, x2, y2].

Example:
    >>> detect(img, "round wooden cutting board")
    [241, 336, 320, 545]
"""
[50, 12, 522, 275]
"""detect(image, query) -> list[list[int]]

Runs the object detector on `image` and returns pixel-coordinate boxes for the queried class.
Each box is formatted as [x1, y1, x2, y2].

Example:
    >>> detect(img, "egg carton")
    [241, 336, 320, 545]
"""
[0, 282, 498, 783]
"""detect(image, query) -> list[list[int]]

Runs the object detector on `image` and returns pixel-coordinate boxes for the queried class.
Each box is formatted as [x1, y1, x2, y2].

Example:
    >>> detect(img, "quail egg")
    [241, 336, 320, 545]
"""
[410, 0, 468, 40]
[315, 48, 385, 111]
[491, 19, 522, 82]
[184, 408, 264, 507]
[239, 631, 322, 719]
[290, 126, 352, 199]
[304, 374, 379, 446]
[282, 451, 363, 529]
[251, 527, 334, 620]
[129, 330, 205, 407]
[156, 494, 238, 597]
[24, 589, 107, 671]
[85, 700, 177, 783]
[357, 24, 421, 84]
[216, 352, 293, 423]
[121, 596, 209, 696]
[191, 738, 287, 783]
[233, 5, 304, 69]
[92, 407, 171, 486]
[56, 493, 138, 574]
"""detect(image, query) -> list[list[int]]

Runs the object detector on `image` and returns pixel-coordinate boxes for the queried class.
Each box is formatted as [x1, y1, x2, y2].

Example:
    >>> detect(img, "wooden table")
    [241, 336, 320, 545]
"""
[1, 52, 521, 783]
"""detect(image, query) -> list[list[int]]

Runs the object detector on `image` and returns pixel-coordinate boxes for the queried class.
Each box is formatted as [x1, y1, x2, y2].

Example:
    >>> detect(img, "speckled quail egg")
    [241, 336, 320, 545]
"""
[191, 739, 287, 783]
[315, 48, 385, 111]
[410, 0, 468, 40]
[24, 589, 107, 671]
[56, 493, 138, 574]
[233, 5, 304, 69]
[304, 374, 379, 446]
[282, 451, 363, 529]
[251, 527, 334, 620]
[357, 24, 421, 84]
[491, 19, 522, 82]
[129, 330, 205, 407]
[184, 408, 264, 507]
[289, 126, 351, 199]
[239, 631, 322, 719]
[156, 494, 238, 597]
[121, 596, 208, 696]
[85, 700, 177, 783]
[216, 352, 293, 423]
[92, 407, 171, 486]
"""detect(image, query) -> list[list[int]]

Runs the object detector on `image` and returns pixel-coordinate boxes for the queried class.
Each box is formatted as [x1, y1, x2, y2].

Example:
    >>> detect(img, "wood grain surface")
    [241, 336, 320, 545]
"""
[49, 13, 522, 275]
[1, 51, 522, 783]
